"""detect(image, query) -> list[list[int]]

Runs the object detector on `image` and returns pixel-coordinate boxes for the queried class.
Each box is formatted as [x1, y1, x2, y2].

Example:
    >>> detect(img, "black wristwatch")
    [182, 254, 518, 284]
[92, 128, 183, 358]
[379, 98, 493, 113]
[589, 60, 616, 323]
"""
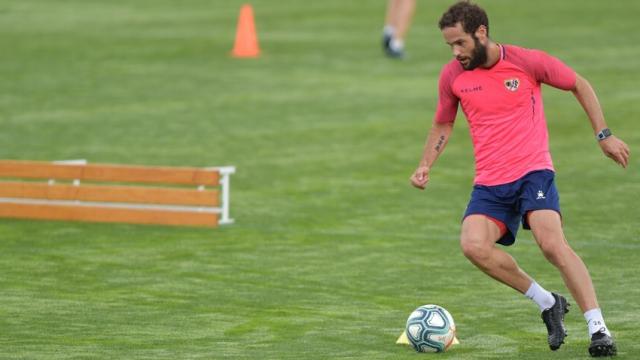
[596, 128, 612, 142]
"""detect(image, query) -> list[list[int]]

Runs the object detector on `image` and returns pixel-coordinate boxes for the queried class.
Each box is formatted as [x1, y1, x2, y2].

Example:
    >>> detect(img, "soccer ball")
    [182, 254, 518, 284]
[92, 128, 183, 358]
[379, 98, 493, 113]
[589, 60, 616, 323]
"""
[405, 304, 457, 353]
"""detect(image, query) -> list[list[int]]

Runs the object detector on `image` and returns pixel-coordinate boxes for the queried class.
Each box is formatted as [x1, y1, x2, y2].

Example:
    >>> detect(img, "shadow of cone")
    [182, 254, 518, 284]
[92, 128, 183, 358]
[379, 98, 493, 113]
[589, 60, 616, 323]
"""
[231, 4, 260, 58]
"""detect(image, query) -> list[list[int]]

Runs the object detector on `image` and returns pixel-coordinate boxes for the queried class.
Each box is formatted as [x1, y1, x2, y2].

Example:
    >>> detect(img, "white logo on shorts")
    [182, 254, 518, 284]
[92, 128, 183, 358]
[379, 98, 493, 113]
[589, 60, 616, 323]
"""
[537, 190, 546, 200]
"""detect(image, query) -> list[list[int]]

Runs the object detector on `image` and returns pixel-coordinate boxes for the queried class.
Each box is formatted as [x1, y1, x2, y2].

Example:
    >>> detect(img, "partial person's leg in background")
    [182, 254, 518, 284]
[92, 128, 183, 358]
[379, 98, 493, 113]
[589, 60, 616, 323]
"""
[390, 0, 416, 45]
[383, 0, 397, 36]
[382, 0, 399, 55]
[382, 0, 416, 58]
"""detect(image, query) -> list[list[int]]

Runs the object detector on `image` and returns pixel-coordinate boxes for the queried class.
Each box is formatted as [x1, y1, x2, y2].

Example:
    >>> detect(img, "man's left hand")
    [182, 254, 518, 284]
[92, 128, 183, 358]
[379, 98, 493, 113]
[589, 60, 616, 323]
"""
[599, 135, 630, 168]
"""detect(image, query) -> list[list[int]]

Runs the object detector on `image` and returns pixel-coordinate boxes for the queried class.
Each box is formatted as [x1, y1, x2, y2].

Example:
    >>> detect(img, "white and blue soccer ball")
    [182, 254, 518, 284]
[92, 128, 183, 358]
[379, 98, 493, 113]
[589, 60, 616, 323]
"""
[405, 304, 457, 353]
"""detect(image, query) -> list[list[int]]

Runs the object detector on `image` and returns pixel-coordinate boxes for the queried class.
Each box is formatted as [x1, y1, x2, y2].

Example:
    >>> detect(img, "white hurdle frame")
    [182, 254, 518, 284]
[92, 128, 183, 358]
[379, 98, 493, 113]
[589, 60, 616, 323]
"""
[211, 166, 236, 225]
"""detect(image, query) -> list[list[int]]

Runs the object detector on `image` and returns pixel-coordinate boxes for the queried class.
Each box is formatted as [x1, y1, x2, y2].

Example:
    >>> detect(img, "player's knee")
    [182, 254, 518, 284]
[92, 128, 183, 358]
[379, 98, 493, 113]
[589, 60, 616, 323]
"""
[530, 215, 562, 242]
[538, 239, 571, 267]
[460, 235, 491, 264]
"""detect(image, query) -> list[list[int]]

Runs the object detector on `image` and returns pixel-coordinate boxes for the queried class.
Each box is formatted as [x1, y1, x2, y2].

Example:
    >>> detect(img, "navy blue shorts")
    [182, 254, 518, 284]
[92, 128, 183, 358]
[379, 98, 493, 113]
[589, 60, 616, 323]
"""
[463, 169, 561, 246]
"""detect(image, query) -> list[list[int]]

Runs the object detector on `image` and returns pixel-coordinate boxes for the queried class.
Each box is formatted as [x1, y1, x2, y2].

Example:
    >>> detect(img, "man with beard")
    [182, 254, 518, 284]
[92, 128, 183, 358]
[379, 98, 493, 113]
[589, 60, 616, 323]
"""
[409, 1, 629, 357]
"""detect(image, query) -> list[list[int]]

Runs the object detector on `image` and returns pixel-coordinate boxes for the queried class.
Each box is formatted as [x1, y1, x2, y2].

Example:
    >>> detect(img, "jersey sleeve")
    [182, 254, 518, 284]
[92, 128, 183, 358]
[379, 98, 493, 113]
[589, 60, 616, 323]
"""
[435, 63, 459, 124]
[530, 50, 577, 90]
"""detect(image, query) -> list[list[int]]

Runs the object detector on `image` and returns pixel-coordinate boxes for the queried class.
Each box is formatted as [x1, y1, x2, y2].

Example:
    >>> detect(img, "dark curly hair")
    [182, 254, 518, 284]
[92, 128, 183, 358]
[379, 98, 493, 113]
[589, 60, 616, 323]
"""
[438, 1, 489, 36]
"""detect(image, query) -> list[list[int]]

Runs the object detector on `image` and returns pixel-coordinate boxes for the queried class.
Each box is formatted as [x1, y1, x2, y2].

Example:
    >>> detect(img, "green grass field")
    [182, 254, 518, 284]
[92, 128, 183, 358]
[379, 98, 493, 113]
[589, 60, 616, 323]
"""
[1, 0, 638, 358]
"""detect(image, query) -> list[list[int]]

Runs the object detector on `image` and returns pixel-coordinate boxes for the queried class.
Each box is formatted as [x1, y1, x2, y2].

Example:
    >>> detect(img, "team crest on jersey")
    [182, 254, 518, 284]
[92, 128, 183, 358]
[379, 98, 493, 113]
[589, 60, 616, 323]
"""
[504, 78, 520, 92]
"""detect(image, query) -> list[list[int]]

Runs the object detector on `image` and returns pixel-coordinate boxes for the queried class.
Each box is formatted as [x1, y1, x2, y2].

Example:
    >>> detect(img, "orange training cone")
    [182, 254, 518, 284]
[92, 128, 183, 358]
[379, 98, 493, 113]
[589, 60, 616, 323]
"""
[231, 4, 260, 58]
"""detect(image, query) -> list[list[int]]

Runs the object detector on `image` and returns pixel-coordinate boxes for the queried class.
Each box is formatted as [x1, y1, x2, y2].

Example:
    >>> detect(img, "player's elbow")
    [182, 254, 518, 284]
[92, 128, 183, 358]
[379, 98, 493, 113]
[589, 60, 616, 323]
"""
[571, 73, 589, 93]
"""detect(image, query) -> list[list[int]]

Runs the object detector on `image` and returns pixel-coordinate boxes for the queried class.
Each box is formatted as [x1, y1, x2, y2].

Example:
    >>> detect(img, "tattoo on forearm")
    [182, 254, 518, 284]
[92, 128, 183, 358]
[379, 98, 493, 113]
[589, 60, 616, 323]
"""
[435, 135, 445, 152]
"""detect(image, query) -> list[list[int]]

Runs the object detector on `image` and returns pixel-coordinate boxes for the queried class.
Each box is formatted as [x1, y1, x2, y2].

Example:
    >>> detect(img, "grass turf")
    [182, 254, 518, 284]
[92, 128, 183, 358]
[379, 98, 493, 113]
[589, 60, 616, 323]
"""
[0, 0, 638, 358]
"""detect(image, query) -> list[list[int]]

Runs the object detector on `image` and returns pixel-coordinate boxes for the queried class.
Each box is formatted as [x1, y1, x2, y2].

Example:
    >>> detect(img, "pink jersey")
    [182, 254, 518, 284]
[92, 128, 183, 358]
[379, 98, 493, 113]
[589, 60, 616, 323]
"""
[435, 44, 576, 186]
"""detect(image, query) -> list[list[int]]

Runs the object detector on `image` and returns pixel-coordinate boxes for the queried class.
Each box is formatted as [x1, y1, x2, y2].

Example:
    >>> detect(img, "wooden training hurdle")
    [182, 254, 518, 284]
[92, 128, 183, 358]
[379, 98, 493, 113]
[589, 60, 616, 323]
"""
[0, 159, 234, 227]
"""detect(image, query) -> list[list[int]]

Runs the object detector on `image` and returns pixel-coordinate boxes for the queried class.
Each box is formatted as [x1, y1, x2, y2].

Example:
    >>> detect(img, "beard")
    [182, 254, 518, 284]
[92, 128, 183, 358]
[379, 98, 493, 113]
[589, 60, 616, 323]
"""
[461, 35, 488, 70]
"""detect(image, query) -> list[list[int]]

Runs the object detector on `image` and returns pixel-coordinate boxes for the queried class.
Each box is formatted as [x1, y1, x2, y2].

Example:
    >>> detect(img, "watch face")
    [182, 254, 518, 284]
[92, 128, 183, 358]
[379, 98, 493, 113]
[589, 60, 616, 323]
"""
[597, 129, 611, 140]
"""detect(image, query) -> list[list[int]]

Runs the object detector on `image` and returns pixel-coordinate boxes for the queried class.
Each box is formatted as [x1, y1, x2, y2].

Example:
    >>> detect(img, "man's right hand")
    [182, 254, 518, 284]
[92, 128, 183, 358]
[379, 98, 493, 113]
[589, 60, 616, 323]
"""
[410, 166, 430, 190]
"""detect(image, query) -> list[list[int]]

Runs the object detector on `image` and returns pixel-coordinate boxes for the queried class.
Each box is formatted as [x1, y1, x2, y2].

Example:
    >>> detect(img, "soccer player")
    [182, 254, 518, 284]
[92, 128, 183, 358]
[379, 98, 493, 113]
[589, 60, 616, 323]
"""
[409, 1, 629, 357]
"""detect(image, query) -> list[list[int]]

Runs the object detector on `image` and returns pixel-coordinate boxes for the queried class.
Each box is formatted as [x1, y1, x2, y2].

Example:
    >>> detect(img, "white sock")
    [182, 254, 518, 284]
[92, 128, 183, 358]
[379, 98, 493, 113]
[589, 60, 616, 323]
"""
[524, 282, 556, 312]
[383, 25, 395, 37]
[584, 308, 611, 336]
[389, 38, 404, 52]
